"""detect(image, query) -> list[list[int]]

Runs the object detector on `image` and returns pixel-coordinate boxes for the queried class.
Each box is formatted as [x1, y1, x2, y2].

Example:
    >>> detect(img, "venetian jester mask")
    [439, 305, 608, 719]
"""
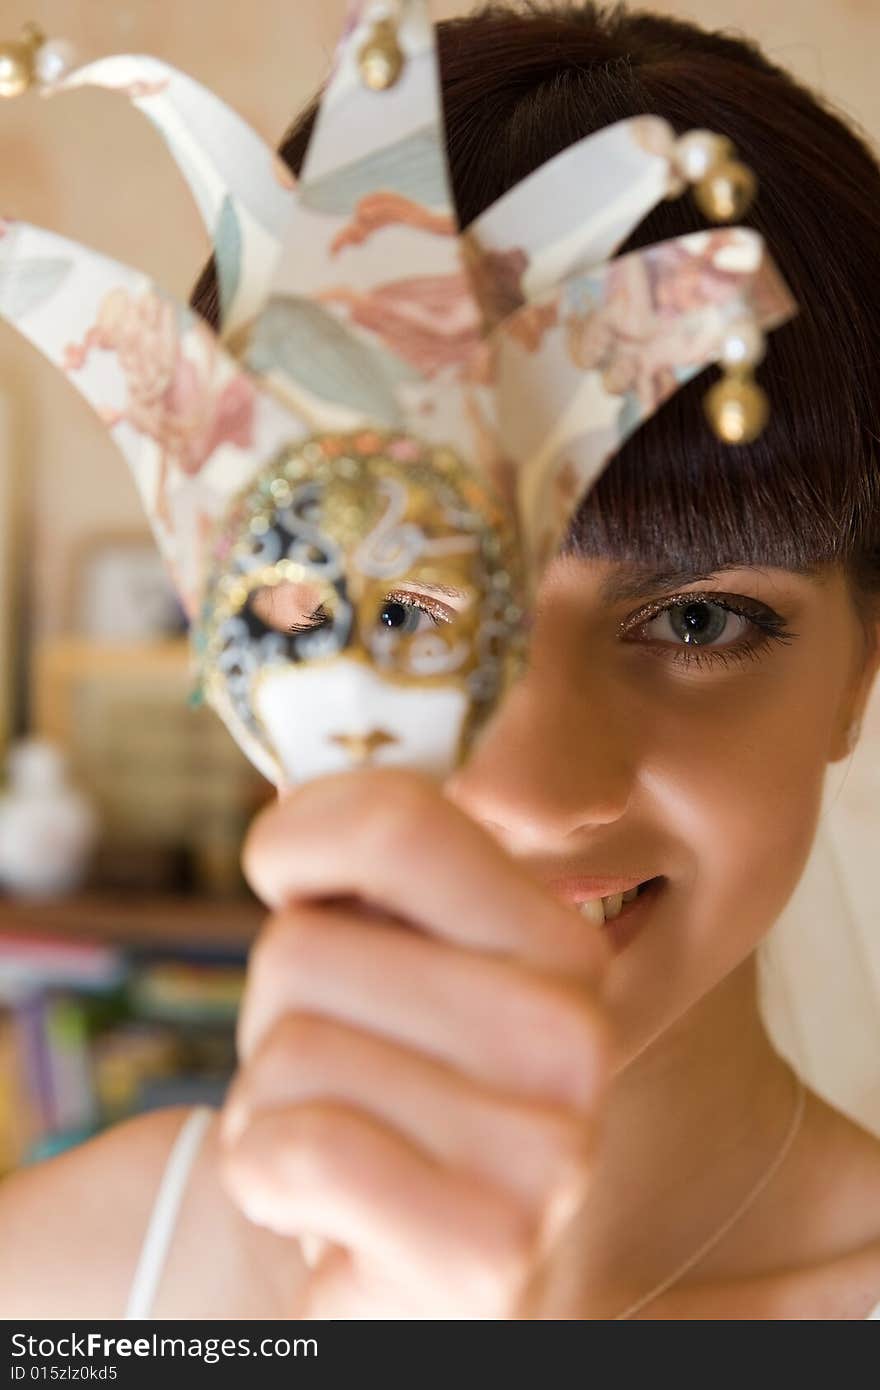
[0, 2, 795, 789]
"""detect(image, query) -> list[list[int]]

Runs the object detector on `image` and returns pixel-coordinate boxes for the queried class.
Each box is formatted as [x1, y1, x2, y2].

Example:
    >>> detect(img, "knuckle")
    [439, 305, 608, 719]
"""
[241, 799, 283, 896]
[223, 1102, 352, 1200]
[237, 912, 329, 1060]
[361, 772, 438, 857]
[249, 908, 325, 982]
[459, 1203, 537, 1316]
[250, 1011, 329, 1083]
[530, 1107, 594, 1183]
[522, 978, 610, 1109]
[225, 1014, 335, 1143]
[217, 1132, 246, 1198]
[286, 1103, 354, 1188]
[351, 766, 431, 811]
[245, 916, 284, 979]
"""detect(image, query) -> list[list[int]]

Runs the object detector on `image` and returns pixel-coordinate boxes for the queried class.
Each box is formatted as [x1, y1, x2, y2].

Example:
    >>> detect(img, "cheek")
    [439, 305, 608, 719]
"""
[650, 672, 835, 947]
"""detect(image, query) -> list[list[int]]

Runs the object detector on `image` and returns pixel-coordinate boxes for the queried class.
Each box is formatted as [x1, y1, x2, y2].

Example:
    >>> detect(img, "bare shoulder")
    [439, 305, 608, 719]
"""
[799, 1092, 880, 1250]
[0, 1107, 196, 1317]
[0, 1107, 305, 1319]
[149, 1107, 308, 1318]
[775, 1093, 880, 1318]
[729, 1090, 880, 1318]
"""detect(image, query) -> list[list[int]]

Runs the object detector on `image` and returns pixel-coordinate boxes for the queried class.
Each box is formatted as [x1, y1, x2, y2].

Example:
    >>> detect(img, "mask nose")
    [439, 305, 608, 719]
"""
[328, 729, 398, 764]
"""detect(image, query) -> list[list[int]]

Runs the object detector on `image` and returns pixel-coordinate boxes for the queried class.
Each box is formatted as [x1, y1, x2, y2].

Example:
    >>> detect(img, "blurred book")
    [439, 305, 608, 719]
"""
[0, 929, 245, 1177]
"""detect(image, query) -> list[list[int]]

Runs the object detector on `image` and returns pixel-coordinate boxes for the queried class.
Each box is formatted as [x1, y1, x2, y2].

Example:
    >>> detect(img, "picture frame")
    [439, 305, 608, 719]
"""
[67, 530, 187, 643]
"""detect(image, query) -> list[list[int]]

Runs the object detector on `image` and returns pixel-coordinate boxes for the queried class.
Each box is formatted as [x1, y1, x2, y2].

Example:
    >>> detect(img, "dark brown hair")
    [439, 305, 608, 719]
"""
[192, 2, 880, 601]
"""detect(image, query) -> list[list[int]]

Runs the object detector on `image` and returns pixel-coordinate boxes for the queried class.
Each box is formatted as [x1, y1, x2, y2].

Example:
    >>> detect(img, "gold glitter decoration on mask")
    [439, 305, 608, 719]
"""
[320, 467, 386, 551]
[193, 428, 526, 783]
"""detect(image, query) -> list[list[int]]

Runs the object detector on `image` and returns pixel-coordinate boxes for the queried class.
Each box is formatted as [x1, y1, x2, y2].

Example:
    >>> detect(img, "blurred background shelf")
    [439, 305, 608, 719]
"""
[0, 892, 260, 1179]
[0, 892, 264, 949]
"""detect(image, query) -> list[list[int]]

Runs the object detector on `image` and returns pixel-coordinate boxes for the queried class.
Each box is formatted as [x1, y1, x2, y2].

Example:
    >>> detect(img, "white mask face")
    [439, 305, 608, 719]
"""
[253, 658, 470, 787]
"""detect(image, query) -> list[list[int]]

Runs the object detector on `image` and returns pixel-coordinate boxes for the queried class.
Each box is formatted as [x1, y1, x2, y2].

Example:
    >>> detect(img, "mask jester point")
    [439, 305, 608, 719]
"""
[0, 2, 796, 790]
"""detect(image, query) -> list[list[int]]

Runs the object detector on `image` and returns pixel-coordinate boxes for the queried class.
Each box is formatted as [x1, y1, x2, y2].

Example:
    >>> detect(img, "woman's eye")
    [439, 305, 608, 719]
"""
[638, 600, 749, 648]
[619, 590, 796, 669]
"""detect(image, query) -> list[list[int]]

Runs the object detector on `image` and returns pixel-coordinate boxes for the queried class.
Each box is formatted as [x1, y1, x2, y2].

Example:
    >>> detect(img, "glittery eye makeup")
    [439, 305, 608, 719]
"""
[379, 591, 454, 635]
[618, 589, 797, 670]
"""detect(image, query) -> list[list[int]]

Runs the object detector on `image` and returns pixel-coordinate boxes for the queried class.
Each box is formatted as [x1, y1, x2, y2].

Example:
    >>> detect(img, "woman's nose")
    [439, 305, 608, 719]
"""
[447, 669, 636, 856]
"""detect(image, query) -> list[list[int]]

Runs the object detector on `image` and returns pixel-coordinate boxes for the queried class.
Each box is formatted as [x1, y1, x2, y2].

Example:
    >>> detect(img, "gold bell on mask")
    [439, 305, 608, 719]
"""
[704, 315, 769, 445]
[358, 18, 406, 91]
[0, 23, 42, 97]
[0, 21, 75, 96]
[672, 127, 758, 223]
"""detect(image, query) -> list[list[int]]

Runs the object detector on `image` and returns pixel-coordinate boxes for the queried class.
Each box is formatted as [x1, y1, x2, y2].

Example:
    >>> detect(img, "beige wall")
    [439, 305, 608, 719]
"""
[0, 0, 877, 652]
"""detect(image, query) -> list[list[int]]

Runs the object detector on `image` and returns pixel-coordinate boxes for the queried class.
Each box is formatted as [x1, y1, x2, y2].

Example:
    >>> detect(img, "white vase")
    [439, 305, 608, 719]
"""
[0, 738, 99, 898]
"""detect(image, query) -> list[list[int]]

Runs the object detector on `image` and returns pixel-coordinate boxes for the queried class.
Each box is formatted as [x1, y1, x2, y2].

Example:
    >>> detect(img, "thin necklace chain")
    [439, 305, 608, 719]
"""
[612, 1070, 807, 1321]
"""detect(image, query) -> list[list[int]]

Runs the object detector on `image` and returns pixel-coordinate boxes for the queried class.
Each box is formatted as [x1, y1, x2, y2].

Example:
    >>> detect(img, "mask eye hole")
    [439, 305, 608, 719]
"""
[248, 581, 332, 635]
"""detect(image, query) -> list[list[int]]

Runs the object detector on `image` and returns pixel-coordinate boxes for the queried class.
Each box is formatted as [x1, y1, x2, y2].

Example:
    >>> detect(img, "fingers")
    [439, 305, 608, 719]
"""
[230, 768, 612, 1317]
[242, 768, 607, 981]
[289, 1245, 414, 1320]
[236, 906, 609, 1111]
[223, 1012, 596, 1216]
[293, 1243, 498, 1320]
[220, 1102, 540, 1319]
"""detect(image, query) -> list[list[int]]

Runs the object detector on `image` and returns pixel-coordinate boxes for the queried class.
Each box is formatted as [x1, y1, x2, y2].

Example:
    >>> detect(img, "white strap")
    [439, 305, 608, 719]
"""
[124, 1106, 214, 1320]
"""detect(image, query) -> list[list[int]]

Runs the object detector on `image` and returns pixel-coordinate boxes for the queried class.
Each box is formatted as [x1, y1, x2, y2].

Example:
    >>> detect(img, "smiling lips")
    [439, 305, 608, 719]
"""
[547, 875, 659, 927]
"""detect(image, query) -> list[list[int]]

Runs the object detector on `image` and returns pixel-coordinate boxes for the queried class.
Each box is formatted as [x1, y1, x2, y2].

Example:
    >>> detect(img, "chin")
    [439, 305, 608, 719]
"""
[598, 873, 785, 1070]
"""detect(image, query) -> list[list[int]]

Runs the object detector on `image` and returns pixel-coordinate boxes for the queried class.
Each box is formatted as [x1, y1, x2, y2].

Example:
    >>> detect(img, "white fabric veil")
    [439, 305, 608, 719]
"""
[760, 677, 880, 1136]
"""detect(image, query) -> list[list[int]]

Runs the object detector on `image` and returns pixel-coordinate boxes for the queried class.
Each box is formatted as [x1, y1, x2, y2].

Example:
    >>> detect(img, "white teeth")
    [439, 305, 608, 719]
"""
[578, 887, 646, 926]
[577, 899, 605, 927]
[602, 892, 624, 921]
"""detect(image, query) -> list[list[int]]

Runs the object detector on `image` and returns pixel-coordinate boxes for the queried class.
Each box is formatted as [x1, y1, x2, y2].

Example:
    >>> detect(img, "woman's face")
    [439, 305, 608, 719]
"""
[448, 557, 879, 1063]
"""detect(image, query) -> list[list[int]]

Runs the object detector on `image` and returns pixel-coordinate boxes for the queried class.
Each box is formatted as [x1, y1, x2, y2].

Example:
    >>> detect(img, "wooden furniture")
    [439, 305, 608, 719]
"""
[30, 637, 271, 894]
[0, 891, 264, 949]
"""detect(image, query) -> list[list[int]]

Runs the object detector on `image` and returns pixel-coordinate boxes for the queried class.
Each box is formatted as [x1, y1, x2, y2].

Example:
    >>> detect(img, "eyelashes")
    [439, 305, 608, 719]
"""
[618, 590, 798, 671]
[287, 605, 329, 635]
[286, 591, 452, 637]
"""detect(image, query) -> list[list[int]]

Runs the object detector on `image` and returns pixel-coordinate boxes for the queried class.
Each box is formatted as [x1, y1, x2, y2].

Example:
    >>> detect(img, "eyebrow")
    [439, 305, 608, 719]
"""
[598, 562, 821, 605]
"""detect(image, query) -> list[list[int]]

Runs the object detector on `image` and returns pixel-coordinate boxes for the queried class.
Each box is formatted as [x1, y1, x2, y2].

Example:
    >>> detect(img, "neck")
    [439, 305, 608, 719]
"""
[537, 956, 795, 1317]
